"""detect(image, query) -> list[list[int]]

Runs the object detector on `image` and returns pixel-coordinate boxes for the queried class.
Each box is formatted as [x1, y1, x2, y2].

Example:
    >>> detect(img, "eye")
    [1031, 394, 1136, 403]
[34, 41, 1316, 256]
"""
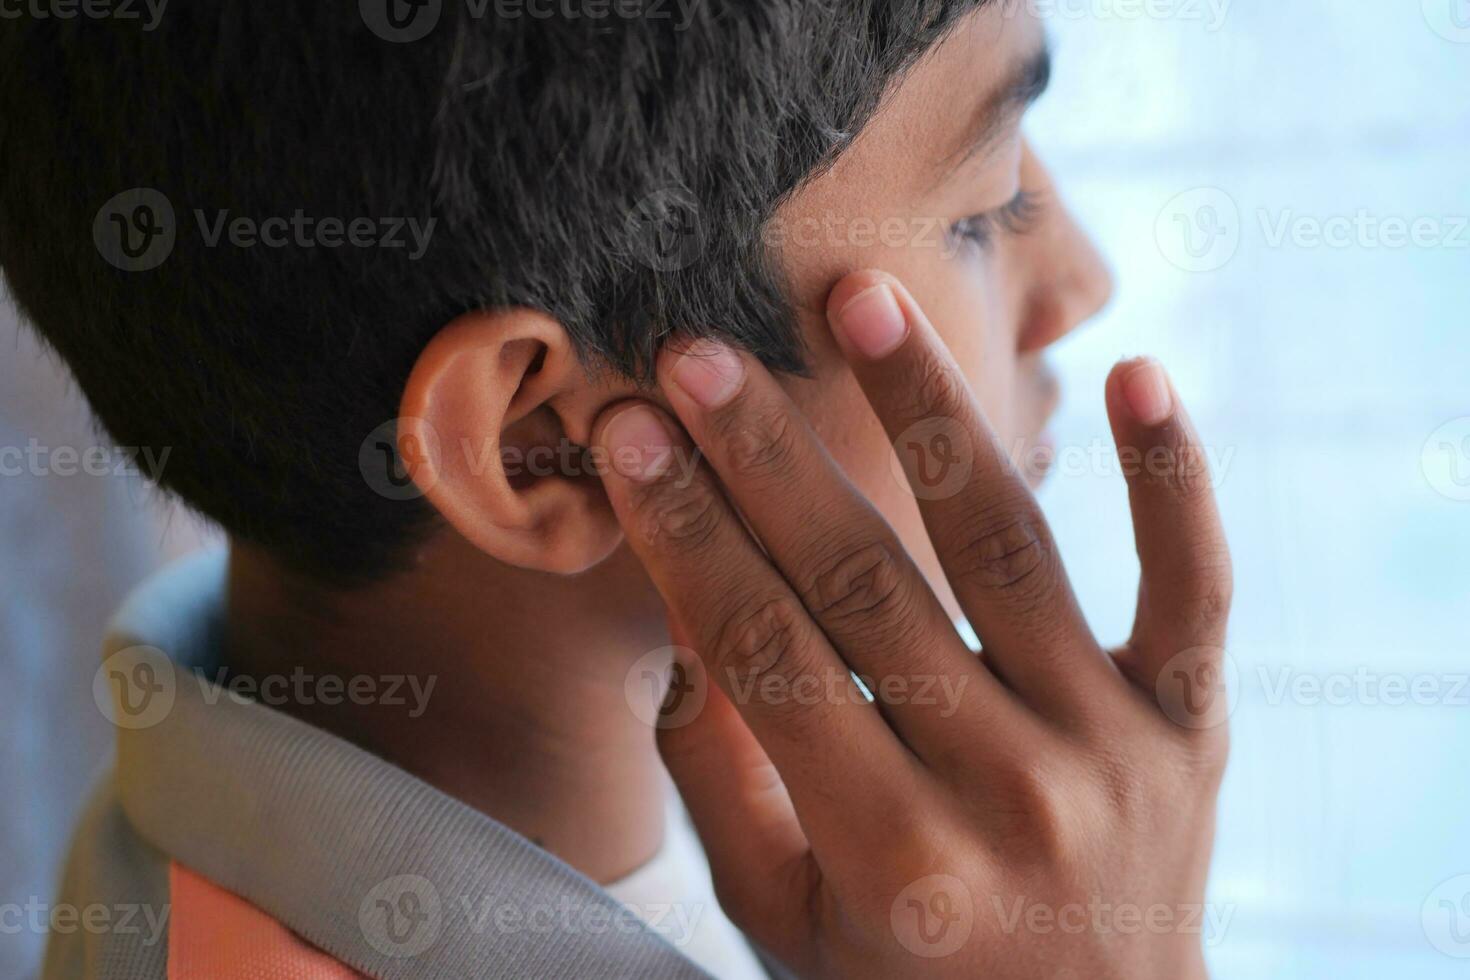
[951, 189, 1044, 251]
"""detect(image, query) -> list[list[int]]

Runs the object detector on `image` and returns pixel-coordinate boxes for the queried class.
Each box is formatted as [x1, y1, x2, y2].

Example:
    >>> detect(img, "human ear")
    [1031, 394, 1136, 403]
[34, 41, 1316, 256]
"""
[398, 308, 627, 574]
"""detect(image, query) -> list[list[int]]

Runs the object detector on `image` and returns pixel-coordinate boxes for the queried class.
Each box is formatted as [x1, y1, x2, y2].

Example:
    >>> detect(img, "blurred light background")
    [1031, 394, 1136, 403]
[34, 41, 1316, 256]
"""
[1029, 1, 1470, 976]
[0, 311, 218, 977]
[2, 2, 1466, 978]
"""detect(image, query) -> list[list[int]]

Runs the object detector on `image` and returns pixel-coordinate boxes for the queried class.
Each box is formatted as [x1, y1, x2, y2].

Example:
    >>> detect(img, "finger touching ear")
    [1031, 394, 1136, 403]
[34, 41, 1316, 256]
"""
[398, 308, 625, 575]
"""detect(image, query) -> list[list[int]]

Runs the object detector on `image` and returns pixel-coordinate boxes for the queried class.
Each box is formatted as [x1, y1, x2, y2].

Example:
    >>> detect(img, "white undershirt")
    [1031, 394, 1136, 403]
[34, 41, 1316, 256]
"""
[603, 795, 770, 980]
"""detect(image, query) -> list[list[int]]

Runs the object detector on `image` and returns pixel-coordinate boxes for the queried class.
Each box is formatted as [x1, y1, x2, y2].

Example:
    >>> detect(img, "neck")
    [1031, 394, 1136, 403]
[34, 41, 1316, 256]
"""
[223, 532, 673, 884]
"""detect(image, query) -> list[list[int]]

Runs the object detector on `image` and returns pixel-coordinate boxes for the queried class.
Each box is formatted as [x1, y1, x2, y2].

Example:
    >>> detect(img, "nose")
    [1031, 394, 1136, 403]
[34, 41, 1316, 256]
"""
[1015, 147, 1115, 353]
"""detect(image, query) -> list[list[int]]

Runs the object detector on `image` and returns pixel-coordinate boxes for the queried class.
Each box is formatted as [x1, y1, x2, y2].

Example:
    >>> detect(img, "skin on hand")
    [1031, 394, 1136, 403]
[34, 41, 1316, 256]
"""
[591, 271, 1233, 979]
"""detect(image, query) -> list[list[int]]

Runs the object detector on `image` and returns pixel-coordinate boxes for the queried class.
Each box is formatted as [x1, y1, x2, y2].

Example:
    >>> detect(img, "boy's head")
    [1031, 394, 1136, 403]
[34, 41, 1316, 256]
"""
[0, 1, 1109, 606]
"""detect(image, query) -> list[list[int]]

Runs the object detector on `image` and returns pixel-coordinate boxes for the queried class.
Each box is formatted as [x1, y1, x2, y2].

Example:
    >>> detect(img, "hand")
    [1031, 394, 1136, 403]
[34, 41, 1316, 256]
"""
[592, 271, 1233, 979]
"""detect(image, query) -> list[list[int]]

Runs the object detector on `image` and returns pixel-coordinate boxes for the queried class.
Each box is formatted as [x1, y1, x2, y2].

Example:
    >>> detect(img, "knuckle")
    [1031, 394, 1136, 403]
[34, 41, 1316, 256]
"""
[708, 594, 811, 687]
[903, 359, 970, 425]
[1171, 543, 1234, 631]
[949, 512, 1057, 605]
[1142, 437, 1217, 502]
[718, 401, 799, 482]
[1190, 572, 1234, 627]
[881, 819, 970, 884]
[798, 541, 909, 636]
[1088, 746, 1153, 825]
[985, 761, 1081, 866]
[632, 478, 723, 554]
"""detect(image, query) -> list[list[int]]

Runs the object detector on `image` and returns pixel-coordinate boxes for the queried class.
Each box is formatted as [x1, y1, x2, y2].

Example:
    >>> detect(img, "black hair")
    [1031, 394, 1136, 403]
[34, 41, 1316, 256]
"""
[0, 0, 984, 583]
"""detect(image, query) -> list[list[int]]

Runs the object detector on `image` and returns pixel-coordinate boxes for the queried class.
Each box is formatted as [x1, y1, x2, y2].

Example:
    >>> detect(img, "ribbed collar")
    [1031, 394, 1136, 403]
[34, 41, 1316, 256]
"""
[103, 550, 710, 979]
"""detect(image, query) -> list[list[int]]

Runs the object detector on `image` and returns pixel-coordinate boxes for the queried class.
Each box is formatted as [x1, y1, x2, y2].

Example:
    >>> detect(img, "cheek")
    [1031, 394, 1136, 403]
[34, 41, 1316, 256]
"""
[777, 214, 1025, 619]
[782, 320, 976, 623]
[790, 370, 966, 621]
[781, 222, 1023, 447]
[903, 263, 1022, 446]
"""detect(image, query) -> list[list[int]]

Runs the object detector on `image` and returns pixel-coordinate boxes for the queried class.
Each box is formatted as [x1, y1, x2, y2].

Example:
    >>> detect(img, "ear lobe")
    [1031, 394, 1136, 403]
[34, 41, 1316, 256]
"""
[398, 308, 624, 575]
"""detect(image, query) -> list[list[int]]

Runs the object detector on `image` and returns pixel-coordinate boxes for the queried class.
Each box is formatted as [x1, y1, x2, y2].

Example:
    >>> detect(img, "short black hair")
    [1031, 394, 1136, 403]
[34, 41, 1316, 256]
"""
[0, 1, 984, 583]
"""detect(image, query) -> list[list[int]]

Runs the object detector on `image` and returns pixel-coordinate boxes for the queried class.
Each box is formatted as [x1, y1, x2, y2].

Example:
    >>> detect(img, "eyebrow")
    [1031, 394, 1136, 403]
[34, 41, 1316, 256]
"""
[936, 39, 1053, 181]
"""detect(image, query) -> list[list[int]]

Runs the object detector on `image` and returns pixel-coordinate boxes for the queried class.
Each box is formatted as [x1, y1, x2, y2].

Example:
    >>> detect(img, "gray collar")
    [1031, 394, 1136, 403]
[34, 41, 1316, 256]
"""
[105, 550, 710, 979]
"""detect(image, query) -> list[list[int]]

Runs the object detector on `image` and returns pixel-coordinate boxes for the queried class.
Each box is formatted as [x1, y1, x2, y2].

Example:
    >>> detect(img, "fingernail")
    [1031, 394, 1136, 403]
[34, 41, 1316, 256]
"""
[670, 339, 745, 409]
[1122, 358, 1174, 426]
[601, 404, 675, 484]
[835, 283, 908, 360]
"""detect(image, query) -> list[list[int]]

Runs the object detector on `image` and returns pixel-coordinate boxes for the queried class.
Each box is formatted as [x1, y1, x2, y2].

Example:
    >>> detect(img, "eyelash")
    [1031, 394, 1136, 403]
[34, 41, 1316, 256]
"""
[951, 189, 1044, 251]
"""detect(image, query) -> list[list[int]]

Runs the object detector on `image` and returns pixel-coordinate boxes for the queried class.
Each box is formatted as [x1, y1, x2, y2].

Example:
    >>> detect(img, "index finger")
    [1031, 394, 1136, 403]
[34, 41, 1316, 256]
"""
[591, 400, 925, 859]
